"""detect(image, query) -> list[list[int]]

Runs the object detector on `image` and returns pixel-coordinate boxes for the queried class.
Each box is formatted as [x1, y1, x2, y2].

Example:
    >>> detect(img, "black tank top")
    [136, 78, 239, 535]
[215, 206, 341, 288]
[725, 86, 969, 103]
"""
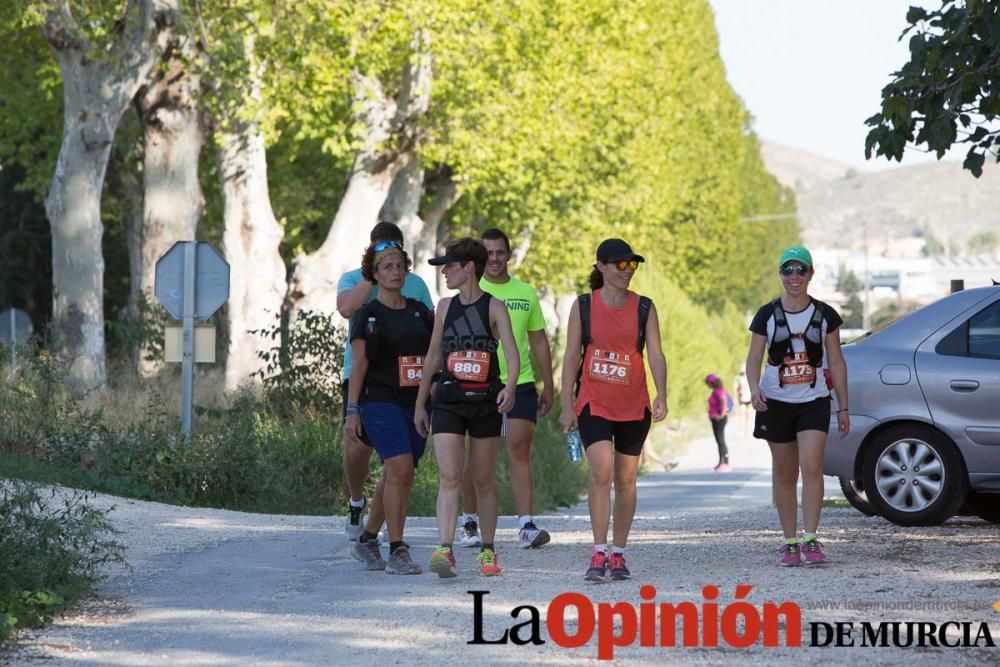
[440, 293, 500, 384]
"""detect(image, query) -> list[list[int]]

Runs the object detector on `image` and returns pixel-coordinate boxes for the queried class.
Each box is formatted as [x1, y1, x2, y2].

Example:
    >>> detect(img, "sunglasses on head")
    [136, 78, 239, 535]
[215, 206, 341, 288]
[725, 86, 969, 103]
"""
[373, 240, 403, 252]
[781, 265, 809, 277]
[611, 259, 640, 271]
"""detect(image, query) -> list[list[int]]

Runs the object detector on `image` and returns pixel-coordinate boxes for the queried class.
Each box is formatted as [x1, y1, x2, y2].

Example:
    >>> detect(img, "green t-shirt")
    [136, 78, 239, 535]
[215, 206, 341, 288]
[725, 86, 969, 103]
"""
[479, 275, 546, 385]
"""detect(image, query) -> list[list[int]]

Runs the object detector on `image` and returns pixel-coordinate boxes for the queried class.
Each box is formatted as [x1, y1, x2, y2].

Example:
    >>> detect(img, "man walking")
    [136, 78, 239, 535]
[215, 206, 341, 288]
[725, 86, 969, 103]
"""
[457, 228, 555, 548]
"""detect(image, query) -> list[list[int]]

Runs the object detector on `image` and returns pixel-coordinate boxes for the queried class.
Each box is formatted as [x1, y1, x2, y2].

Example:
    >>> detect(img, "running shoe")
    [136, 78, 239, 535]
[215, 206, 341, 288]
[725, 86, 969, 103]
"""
[801, 539, 826, 565]
[344, 497, 367, 541]
[778, 542, 801, 567]
[716, 462, 732, 472]
[518, 522, 551, 549]
[609, 552, 631, 581]
[477, 548, 501, 576]
[429, 546, 458, 579]
[352, 538, 385, 570]
[386, 543, 422, 575]
[459, 518, 481, 547]
[584, 550, 608, 583]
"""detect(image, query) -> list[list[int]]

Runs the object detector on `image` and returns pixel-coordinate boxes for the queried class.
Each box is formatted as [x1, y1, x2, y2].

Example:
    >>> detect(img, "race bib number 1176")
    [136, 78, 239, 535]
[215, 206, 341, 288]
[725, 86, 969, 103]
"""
[587, 348, 633, 385]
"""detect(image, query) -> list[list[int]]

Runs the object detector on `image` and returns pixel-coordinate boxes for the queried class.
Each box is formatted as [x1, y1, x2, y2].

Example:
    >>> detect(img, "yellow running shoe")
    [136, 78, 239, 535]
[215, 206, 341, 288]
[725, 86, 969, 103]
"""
[477, 548, 501, 576]
[429, 546, 457, 578]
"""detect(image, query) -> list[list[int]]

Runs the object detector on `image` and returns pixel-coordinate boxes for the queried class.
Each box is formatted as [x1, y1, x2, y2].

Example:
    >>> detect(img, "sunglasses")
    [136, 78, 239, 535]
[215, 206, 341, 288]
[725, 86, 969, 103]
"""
[781, 265, 809, 277]
[373, 240, 403, 252]
[611, 259, 640, 271]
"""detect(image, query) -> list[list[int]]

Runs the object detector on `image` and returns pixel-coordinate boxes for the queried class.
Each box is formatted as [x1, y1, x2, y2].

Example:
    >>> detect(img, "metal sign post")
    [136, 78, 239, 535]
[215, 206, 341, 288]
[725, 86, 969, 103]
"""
[154, 241, 230, 438]
[181, 242, 197, 437]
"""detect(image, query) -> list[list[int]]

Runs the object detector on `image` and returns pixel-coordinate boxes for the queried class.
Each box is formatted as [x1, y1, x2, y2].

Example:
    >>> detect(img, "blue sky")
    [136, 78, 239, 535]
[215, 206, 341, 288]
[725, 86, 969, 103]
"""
[708, 0, 955, 169]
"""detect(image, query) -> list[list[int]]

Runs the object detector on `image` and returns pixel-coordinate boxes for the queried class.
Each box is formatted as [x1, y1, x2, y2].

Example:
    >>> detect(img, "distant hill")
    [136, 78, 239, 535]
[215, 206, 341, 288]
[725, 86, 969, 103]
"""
[760, 141, 856, 193]
[760, 141, 1000, 254]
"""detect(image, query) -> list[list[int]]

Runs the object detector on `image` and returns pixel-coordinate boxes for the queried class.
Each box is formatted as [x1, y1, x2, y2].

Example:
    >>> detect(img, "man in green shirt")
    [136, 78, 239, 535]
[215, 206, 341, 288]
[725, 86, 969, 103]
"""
[457, 228, 555, 549]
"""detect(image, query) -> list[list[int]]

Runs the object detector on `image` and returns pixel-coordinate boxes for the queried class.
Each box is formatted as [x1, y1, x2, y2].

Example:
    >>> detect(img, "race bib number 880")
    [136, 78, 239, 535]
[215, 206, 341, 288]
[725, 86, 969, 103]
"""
[447, 351, 491, 382]
[587, 348, 633, 385]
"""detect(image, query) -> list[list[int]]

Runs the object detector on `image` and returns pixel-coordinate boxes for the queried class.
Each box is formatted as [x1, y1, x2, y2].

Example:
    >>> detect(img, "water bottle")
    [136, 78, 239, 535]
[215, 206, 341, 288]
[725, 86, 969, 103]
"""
[566, 429, 583, 462]
[365, 316, 378, 359]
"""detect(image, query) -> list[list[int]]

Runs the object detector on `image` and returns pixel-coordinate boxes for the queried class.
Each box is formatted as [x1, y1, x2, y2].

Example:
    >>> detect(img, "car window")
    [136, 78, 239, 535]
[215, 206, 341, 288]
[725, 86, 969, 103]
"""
[969, 300, 1000, 359]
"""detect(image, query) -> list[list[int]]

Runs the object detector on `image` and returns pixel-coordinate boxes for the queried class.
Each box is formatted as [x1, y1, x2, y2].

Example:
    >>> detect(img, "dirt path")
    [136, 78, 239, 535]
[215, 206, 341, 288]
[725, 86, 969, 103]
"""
[9, 431, 1000, 665]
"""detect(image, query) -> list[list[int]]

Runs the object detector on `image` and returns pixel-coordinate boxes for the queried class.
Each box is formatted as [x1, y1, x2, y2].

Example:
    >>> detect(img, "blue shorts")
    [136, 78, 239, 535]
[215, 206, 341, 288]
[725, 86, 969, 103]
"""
[507, 383, 539, 423]
[360, 402, 429, 466]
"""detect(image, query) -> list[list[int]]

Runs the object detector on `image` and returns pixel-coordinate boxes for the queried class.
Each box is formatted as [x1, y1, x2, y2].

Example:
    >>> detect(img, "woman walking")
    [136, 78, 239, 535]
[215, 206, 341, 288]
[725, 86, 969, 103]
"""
[745, 246, 849, 566]
[346, 239, 435, 574]
[560, 238, 668, 582]
[705, 374, 731, 472]
[414, 237, 519, 578]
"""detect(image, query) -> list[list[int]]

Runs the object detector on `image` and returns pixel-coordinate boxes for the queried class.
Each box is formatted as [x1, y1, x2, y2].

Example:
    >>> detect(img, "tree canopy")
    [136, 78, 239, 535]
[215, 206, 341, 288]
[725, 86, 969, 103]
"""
[865, 0, 1000, 176]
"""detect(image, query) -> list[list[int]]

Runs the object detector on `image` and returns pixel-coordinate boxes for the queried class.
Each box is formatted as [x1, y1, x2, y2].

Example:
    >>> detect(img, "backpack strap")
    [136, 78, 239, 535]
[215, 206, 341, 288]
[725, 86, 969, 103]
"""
[575, 294, 591, 397]
[637, 295, 652, 354]
[578, 294, 592, 349]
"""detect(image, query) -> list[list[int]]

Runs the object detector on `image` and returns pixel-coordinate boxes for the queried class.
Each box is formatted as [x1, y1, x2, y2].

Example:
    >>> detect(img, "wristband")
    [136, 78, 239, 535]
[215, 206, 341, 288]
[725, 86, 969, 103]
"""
[837, 409, 848, 413]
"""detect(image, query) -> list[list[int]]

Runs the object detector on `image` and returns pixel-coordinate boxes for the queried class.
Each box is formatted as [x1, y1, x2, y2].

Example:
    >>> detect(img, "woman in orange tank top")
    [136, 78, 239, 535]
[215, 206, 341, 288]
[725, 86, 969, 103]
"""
[559, 238, 668, 583]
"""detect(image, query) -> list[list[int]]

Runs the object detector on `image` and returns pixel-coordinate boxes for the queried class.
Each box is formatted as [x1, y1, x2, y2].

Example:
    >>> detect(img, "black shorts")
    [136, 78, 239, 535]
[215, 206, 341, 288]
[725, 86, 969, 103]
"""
[431, 401, 503, 439]
[753, 396, 831, 443]
[506, 383, 539, 423]
[577, 404, 651, 457]
[341, 380, 371, 446]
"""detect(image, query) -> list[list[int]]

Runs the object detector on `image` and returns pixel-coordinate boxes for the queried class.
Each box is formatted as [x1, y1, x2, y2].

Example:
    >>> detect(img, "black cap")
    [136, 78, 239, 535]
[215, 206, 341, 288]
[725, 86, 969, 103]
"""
[428, 250, 476, 266]
[596, 238, 644, 263]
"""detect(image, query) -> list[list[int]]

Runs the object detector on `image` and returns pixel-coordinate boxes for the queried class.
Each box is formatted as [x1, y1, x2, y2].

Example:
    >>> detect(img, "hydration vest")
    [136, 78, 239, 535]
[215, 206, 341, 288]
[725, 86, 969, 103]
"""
[767, 298, 825, 388]
[363, 298, 434, 360]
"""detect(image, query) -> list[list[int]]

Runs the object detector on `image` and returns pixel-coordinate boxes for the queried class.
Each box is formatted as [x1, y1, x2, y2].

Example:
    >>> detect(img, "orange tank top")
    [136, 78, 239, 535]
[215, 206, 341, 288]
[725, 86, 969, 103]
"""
[575, 289, 650, 421]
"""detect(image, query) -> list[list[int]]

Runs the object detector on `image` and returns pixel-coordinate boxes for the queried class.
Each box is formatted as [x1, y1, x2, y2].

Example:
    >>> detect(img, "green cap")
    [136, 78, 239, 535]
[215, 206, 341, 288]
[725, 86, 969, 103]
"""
[779, 246, 813, 268]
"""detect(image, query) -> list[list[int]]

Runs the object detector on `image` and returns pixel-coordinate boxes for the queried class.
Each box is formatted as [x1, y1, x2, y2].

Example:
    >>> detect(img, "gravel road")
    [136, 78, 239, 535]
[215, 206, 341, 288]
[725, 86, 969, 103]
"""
[8, 429, 1000, 665]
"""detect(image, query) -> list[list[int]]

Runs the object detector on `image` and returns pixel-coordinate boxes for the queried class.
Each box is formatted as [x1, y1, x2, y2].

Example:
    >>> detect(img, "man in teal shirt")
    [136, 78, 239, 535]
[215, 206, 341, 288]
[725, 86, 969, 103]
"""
[458, 228, 555, 549]
[337, 221, 434, 541]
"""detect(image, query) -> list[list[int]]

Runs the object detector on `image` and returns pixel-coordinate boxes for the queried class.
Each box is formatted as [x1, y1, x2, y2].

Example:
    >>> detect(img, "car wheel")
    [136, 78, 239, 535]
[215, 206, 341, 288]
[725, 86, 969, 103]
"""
[838, 477, 877, 516]
[964, 492, 1000, 524]
[861, 425, 967, 526]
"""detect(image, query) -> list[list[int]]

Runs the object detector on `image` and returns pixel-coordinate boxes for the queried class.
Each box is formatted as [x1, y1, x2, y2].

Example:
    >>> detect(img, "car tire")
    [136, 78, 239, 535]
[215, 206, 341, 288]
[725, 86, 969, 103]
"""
[964, 492, 1000, 524]
[838, 477, 877, 516]
[861, 425, 967, 526]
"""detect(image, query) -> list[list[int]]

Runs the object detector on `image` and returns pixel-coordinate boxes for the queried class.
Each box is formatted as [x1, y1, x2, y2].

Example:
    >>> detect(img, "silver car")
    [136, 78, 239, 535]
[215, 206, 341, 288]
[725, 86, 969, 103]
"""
[825, 284, 1000, 526]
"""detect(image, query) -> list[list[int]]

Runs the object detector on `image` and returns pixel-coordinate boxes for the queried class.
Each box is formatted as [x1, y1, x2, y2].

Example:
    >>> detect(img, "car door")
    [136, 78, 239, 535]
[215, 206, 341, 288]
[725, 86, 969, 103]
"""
[914, 293, 1000, 478]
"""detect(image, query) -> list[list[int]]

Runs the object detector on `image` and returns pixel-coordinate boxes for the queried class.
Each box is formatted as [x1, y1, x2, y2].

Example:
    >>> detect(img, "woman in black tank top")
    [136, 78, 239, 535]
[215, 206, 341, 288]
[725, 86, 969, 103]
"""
[415, 237, 519, 579]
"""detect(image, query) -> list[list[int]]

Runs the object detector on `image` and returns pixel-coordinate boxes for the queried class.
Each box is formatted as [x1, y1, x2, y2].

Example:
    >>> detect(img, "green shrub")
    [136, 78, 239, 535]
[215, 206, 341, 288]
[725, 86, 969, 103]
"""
[0, 481, 124, 642]
[0, 309, 587, 519]
[250, 309, 346, 417]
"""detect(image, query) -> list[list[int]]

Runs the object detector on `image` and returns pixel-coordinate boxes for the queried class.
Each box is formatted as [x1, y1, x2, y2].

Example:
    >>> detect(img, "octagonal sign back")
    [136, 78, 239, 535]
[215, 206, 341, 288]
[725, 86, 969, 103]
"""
[154, 241, 231, 320]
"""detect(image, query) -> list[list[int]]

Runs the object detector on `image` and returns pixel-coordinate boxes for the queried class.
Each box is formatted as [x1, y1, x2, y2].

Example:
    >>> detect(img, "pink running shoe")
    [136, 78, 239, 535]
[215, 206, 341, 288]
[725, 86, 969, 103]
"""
[609, 552, 631, 581]
[716, 463, 732, 472]
[779, 542, 801, 567]
[584, 550, 608, 582]
[801, 539, 826, 565]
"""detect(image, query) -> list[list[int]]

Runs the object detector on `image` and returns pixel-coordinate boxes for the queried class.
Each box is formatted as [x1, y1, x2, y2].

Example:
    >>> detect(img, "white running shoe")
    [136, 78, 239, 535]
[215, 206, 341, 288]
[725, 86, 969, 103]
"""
[344, 497, 367, 541]
[518, 522, 551, 549]
[459, 518, 481, 547]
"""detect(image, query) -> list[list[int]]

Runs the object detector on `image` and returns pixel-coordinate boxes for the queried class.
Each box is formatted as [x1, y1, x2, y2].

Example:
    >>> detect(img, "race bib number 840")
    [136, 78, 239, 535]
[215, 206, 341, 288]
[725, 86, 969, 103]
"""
[398, 356, 424, 387]
[587, 348, 633, 385]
